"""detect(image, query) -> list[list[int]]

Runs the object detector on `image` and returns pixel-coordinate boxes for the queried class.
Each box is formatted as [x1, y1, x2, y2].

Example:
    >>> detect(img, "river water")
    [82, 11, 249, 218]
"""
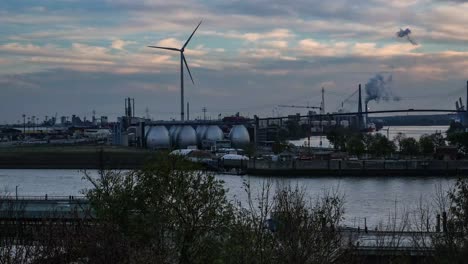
[0, 126, 458, 228]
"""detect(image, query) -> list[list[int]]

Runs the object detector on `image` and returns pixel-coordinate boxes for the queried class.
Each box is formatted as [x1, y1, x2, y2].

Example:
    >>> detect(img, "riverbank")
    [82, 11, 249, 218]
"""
[246, 159, 468, 177]
[0, 146, 153, 169]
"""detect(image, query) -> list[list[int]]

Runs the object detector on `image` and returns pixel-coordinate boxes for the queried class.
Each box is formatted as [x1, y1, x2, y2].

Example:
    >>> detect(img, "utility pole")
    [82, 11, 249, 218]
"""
[202, 107, 207, 121]
[32, 115, 35, 133]
[22, 114, 26, 134]
[320, 87, 325, 115]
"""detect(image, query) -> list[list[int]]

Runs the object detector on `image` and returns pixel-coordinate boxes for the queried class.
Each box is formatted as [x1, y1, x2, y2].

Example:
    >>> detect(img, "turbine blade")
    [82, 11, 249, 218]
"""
[147, 46, 180, 52]
[183, 54, 195, 85]
[182, 20, 202, 50]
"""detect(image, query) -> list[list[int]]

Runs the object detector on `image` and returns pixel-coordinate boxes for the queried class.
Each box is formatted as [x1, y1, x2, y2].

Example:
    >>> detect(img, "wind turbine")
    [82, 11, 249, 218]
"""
[148, 21, 202, 121]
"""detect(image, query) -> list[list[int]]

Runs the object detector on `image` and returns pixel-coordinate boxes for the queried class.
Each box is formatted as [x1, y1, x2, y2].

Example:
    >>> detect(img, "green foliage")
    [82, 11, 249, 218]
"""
[399, 137, 420, 156]
[446, 120, 465, 136]
[447, 132, 468, 154]
[419, 135, 435, 155]
[84, 153, 234, 263]
[326, 127, 354, 151]
[367, 134, 396, 157]
[346, 135, 365, 156]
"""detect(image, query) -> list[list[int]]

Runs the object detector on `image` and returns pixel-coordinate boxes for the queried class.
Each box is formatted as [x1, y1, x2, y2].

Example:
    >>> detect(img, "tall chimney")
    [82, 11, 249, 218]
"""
[187, 102, 190, 121]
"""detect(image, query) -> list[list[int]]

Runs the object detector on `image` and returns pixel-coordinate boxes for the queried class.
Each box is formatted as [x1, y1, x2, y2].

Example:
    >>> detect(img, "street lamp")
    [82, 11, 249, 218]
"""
[22, 114, 26, 134]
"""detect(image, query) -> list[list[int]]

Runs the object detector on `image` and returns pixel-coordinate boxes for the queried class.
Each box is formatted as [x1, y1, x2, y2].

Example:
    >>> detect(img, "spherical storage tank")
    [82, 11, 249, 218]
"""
[196, 125, 208, 141]
[169, 126, 182, 146]
[146, 126, 170, 149]
[176, 125, 197, 148]
[204, 125, 224, 141]
[229, 125, 250, 148]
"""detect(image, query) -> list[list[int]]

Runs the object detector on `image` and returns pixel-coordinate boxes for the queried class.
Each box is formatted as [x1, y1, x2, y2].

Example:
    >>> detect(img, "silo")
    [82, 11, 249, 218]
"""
[176, 125, 197, 148]
[229, 125, 250, 148]
[204, 125, 224, 141]
[146, 126, 170, 149]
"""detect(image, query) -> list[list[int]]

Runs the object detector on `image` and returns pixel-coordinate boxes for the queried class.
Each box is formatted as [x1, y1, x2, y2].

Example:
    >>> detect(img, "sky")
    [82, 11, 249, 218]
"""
[1, 0, 468, 124]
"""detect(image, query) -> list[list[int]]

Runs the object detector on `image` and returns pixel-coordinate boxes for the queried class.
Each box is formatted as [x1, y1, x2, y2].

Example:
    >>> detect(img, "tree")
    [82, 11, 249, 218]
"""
[446, 120, 465, 136]
[326, 127, 353, 151]
[393, 132, 406, 152]
[432, 178, 468, 263]
[447, 132, 468, 155]
[346, 135, 365, 156]
[367, 134, 396, 157]
[399, 137, 420, 156]
[419, 135, 435, 155]
[84, 153, 234, 263]
[225, 182, 345, 264]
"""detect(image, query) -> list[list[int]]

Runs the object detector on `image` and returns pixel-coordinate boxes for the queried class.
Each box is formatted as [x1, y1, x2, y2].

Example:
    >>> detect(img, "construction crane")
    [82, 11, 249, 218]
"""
[278, 105, 322, 110]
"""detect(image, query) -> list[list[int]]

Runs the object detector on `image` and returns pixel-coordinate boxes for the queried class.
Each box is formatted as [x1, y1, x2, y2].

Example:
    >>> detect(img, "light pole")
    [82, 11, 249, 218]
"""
[22, 114, 26, 134]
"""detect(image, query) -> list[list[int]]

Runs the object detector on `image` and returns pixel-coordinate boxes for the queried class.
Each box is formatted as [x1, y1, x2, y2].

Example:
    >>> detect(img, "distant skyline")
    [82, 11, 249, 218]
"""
[1, 0, 468, 123]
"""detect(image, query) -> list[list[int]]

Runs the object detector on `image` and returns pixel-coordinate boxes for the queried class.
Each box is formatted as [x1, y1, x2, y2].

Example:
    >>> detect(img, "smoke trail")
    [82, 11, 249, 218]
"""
[396, 28, 418, 45]
[364, 74, 399, 104]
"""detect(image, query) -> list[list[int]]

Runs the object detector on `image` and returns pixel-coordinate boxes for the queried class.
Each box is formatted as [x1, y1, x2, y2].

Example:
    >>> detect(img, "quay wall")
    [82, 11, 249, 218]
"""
[246, 159, 468, 176]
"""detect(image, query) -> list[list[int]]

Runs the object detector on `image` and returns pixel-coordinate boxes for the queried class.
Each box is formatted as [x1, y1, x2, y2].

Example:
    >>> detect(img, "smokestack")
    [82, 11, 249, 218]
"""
[128, 98, 132, 118]
[132, 98, 135, 117]
[459, 97, 464, 111]
[187, 102, 190, 121]
[358, 84, 363, 129]
[456, 101, 460, 111]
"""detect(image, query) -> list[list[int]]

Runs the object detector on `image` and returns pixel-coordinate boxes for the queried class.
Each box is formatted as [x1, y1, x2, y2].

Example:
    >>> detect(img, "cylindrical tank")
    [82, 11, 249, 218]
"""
[330, 120, 337, 126]
[204, 125, 224, 141]
[229, 125, 250, 148]
[340, 120, 349, 128]
[169, 126, 181, 146]
[196, 125, 207, 141]
[312, 120, 320, 127]
[176, 125, 197, 148]
[321, 120, 329, 126]
[146, 126, 170, 149]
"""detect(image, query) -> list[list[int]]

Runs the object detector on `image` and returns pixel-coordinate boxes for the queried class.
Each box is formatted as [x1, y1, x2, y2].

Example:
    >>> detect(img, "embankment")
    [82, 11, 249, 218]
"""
[0, 146, 153, 169]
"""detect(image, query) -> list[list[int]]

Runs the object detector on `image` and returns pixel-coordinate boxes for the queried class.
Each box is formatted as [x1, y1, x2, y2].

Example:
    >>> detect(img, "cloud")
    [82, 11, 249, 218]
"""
[111, 39, 135, 50]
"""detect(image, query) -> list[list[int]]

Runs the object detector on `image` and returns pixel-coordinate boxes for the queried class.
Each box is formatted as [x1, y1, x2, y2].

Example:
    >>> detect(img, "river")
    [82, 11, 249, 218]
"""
[0, 125, 457, 228]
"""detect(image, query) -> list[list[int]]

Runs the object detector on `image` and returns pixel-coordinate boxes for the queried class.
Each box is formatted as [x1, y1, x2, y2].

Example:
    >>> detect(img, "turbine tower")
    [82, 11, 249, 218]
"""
[148, 21, 202, 121]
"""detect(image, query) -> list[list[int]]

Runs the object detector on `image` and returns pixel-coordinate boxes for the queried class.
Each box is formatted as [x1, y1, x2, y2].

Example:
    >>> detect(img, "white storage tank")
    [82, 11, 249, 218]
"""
[176, 125, 197, 148]
[229, 125, 250, 148]
[330, 120, 337, 126]
[169, 126, 182, 146]
[204, 125, 224, 141]
[312, 120, 321, 127]
[321, 120, 329, 126]
[196, 125, 207, 141]
[146, 126, 170, 149]
[340, 120, 349, 128]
